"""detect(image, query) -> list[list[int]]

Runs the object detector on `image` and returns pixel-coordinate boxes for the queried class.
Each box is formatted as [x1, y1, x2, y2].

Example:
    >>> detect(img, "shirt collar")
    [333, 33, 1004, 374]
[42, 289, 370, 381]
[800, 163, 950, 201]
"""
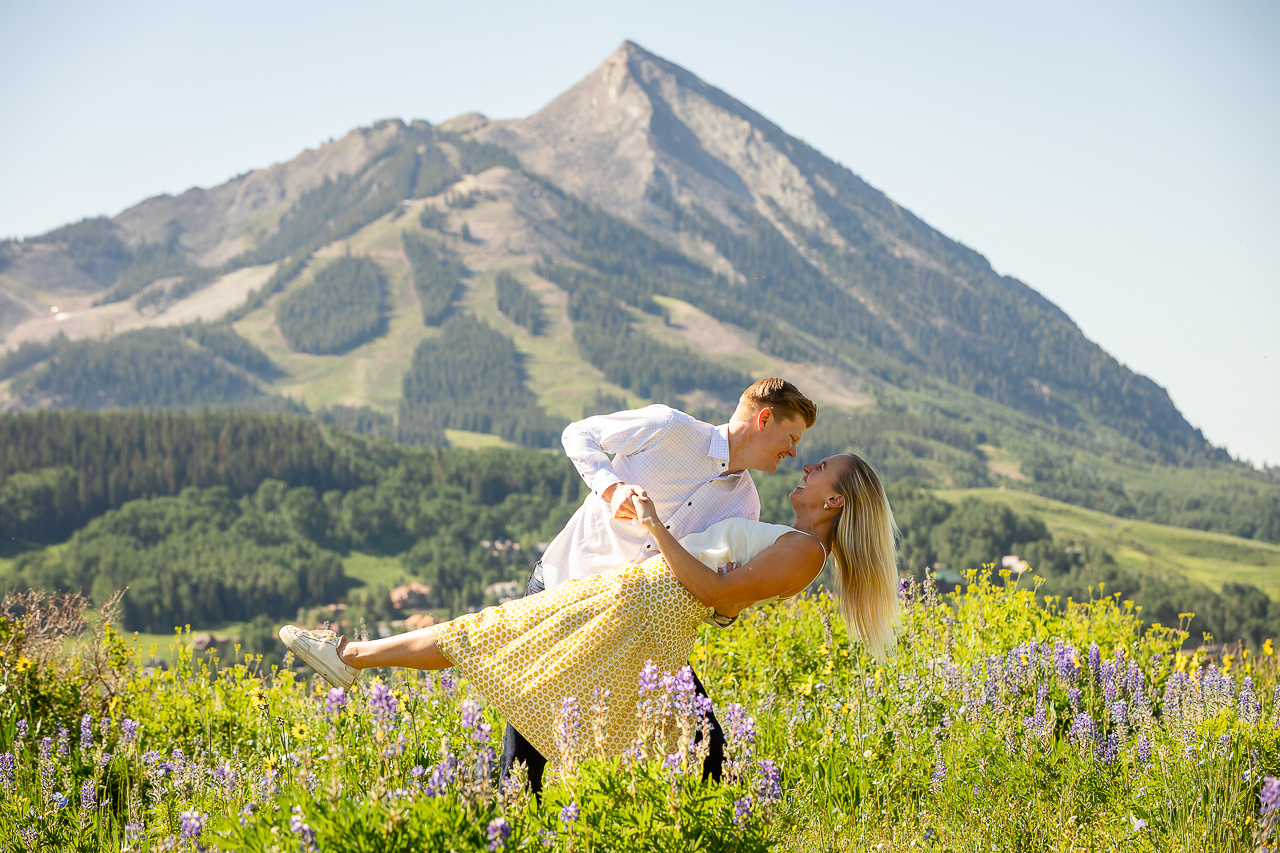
[709, 424, 730, 460]
[709, 424, 742, 478]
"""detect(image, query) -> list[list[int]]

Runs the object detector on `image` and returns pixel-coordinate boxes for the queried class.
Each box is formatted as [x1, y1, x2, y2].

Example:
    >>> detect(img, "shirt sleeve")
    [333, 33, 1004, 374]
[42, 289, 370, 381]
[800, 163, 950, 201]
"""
[560, 405, 677, 498]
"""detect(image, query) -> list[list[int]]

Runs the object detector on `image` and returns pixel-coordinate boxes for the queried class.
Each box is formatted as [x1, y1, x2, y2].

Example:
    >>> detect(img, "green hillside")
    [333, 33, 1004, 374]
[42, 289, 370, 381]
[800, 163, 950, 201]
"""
[936, 487, 1280, 599]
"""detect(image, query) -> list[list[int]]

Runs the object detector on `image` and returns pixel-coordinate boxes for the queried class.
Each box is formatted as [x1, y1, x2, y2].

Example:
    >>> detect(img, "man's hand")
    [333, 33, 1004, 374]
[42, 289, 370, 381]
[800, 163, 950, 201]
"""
[603, 482, 646, 522]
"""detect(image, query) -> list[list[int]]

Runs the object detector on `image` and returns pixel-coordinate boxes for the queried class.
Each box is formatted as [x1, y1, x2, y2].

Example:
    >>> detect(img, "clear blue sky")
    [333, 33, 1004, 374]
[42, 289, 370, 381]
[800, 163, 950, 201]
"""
[2, 0, 1276, 466]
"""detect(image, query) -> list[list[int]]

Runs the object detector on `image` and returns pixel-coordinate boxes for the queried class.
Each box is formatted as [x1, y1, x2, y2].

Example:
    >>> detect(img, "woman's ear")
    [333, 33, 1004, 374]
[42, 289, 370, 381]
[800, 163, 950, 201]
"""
[826, 494, 844, 510]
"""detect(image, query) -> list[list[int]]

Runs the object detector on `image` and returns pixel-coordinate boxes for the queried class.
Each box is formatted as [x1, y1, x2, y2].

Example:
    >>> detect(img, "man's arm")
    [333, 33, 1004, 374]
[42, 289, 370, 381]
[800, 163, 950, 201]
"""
[560, 405, 676, 519]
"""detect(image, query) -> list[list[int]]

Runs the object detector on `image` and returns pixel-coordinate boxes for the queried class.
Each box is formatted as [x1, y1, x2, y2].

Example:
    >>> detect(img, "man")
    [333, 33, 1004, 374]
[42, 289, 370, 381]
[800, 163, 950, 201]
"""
[501, 377, 818, 791]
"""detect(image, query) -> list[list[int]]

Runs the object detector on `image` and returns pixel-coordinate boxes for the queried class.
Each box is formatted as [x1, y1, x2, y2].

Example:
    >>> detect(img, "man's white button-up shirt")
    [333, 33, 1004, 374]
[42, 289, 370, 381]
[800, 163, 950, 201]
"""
[540, 404, 761, 591]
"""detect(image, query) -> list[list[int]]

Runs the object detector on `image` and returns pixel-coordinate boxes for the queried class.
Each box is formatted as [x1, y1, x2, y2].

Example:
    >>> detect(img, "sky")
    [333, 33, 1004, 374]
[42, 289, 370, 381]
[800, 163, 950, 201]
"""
[2, 0, 1277, 466]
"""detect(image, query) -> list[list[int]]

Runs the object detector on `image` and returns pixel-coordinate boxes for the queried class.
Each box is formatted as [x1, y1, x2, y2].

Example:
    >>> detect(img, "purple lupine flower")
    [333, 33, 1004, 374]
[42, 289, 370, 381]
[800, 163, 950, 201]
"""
[758, 758, 783, 804]
[1100, 661, 1118, 703]
[1099, 733, 1119, 764]
[80, 714, 94, 753]
[1054, 641, 1079, 684]
[99, 715, 111, 741]
[124, 823, 143, 844]
[559, 801, 580, 828]
[179, 810, 205, 840]
[424, 749, 458, 797]
[56, 724, 69, 757]
[461, 699, 493, 743]
[1024, 684, 1049, 732]
[439, 669, 457, 697]
[120, 718, 140, 747]
[673, 666, 697, 709]
[325, 687, 348, 716]
[487, 817, 512, 851]
[1088, 643, 1101, 681]
[52, 791, 70, 809]
[16, 719, 28, 744]
[931, 757, 946, 788]
[1127, 663, 1144, 696]
[662, 751, 683, 777]
[556, 696, 581, 754]
[79, 779, 96, 811]
[290, 805, 319, 852]
[724, 704, 757, 747]
[733, 795, 754, 827]
[1239, 678, 1261, 724]
[1068, 712, 1096, 753]
[638, 660, 660, 693]
[0, 753, 15, 790]
[368, 682, 399, 728]
[1260, 775, 1280, 817]
[1068, 688, 1082, 713]
[1109, 701, 1128, 728]
[1136, 733, 1151, 764]
[38, 737, 54, 790]
[898, 577, 911, 598]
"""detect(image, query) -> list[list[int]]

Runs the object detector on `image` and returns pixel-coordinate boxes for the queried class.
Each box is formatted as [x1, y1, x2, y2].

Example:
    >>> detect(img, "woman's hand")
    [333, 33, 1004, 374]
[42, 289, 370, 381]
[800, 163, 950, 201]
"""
[630, 491, 662, 530]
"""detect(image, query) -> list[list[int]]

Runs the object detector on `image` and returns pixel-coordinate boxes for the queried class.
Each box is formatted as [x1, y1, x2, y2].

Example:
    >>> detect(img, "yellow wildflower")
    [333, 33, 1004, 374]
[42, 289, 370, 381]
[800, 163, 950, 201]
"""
[15, 656, 33, 673]
[1264, 639, 1274, 656]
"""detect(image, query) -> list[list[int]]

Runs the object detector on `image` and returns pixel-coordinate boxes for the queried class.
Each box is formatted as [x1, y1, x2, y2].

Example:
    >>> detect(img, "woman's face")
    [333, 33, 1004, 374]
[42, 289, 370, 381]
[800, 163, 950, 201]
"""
[788, 455, 849, 511]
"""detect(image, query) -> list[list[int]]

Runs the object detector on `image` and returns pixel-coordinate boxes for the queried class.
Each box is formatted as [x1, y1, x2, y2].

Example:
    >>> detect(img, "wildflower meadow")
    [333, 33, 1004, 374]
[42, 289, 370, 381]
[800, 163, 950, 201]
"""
[2, 571, 1279, 852]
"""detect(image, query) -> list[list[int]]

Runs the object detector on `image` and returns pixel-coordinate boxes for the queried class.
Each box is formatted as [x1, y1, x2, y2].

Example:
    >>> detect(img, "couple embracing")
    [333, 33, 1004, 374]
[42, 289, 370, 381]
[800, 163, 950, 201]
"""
[281, 378, 899, 789]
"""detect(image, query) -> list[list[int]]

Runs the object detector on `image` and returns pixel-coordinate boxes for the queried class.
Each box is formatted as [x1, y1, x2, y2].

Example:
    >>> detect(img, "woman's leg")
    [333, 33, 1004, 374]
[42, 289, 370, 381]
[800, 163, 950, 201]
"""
[338, 623, 450, 671]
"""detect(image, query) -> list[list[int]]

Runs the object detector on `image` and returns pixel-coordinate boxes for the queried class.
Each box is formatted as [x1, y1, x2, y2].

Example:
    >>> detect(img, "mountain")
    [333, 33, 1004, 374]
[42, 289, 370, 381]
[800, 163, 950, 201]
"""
[1, 41, 1275, 545]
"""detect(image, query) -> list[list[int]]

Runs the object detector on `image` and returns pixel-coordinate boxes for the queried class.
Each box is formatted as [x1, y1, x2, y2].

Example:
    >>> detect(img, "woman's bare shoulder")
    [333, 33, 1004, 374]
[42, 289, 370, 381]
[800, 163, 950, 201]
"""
[772, 530, 826, 565]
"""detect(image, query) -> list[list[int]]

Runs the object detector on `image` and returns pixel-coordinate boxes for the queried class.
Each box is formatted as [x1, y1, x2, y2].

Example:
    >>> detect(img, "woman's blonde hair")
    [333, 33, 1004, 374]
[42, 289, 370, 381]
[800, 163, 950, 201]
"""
[828, 454, 900, 661]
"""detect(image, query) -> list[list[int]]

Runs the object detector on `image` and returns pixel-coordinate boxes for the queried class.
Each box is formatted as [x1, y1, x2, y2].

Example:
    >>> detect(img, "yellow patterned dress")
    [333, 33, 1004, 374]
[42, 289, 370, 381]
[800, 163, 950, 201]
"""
[433, 519, 800, 763]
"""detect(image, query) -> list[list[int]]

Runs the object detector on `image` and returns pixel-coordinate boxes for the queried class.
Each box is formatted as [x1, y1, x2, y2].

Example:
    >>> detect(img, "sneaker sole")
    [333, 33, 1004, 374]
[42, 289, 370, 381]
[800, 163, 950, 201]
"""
[280, 628, 356, 689]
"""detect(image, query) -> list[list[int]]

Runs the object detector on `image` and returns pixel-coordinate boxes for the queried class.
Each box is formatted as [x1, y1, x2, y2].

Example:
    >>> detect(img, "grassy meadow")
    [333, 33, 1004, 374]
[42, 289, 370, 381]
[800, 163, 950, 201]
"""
[2, 571, 1279, 851]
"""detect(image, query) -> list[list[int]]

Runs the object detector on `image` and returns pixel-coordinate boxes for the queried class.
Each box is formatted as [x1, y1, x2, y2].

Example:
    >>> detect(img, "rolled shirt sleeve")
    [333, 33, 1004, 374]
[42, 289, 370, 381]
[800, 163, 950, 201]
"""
[560, 405, 677, 498]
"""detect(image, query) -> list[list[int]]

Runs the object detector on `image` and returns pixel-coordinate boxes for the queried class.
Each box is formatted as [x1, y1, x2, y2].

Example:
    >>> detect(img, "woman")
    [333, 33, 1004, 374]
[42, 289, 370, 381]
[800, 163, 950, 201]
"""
[280, 453, 899, 764]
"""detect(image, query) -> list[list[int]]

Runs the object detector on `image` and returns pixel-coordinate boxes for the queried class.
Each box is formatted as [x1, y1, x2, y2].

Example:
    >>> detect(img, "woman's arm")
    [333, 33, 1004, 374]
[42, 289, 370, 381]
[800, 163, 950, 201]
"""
[633, 494, 825, 609]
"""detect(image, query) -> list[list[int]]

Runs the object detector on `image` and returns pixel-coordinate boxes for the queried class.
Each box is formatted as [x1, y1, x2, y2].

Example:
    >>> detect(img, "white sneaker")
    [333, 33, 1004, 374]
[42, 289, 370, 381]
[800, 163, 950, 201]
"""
[279, 625, 359, 689]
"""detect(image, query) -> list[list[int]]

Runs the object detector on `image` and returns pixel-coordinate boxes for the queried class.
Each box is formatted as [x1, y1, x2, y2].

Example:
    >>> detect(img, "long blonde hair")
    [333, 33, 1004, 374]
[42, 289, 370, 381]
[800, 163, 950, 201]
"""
[828, 454, 900, 661]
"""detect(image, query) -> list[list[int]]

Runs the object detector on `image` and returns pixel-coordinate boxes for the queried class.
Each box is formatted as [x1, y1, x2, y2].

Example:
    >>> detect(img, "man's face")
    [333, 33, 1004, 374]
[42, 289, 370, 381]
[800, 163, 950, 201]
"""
[753, 410, 806, 473]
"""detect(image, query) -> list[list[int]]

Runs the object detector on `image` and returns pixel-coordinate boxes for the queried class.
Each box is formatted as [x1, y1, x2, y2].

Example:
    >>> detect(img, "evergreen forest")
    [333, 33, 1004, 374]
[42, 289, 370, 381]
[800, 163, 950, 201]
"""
[1, 410, 1275, 647]
[402, 231, 465, 325]
[494, 270, 542, 334]
[275, 255, 387, 354]
[397, 314, 562, 448]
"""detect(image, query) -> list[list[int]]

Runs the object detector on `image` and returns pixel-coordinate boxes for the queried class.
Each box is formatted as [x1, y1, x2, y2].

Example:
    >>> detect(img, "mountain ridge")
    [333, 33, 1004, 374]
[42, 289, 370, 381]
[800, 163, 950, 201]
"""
[0, 41, 1227, 473]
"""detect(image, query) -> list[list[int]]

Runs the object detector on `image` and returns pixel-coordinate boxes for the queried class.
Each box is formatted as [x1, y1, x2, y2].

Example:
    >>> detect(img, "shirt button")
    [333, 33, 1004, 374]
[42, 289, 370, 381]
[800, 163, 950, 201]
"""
[688, 502, 693, 506]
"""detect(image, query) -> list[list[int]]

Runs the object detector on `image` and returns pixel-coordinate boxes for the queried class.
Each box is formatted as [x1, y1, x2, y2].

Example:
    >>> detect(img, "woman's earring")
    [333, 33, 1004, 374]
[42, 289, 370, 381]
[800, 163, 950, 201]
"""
[823, 501, 830, 510]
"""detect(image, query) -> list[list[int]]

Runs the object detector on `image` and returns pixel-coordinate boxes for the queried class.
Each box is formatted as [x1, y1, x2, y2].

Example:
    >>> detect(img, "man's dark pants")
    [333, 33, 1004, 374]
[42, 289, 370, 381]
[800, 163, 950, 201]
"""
[497, 562, 727, 794]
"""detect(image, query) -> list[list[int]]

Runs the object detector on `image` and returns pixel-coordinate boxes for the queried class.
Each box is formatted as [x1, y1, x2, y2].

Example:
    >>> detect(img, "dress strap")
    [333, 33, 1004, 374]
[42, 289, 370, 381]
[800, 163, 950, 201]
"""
[806, 530, 828, 562]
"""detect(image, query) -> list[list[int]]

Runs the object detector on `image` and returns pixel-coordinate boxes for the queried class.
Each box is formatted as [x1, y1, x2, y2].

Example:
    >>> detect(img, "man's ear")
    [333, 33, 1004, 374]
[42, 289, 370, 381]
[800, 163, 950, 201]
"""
[755, 406, 772, 431]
